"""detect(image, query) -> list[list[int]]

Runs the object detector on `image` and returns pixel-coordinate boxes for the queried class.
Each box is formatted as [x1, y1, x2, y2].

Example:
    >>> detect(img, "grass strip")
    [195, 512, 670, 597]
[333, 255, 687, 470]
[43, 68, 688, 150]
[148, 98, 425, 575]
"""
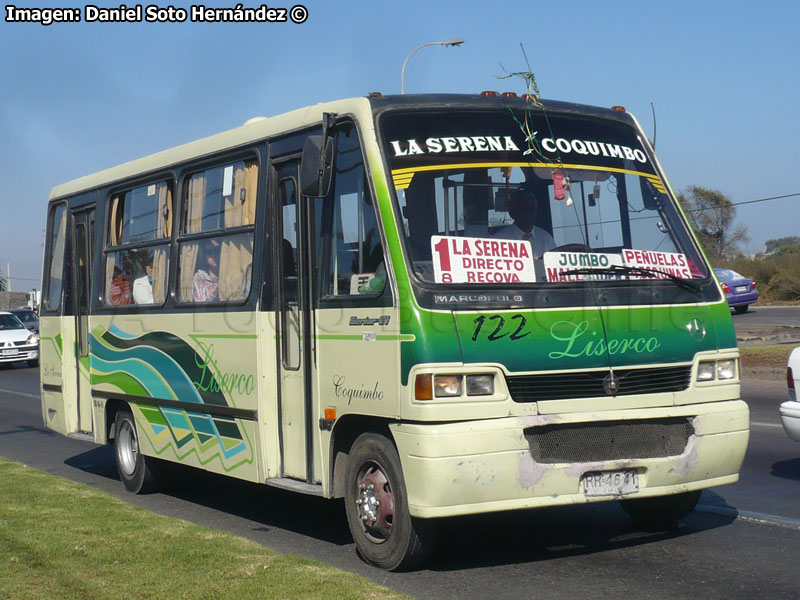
[739, 344, 796, 369]
[0, 457, 410, 600]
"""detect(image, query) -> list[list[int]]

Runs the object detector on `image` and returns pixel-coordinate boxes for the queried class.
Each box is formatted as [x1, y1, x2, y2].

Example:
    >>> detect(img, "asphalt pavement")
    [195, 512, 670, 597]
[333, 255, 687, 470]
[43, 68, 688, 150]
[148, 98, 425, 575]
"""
[2, 359, 800, 598]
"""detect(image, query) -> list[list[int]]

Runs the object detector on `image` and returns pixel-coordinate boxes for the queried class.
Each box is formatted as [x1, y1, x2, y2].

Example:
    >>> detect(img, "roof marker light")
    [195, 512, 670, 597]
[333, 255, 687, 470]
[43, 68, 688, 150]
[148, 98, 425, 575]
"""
[501, 92, 518, 98]
[611, 105, 626, 112]
[481, 91, 498, 97]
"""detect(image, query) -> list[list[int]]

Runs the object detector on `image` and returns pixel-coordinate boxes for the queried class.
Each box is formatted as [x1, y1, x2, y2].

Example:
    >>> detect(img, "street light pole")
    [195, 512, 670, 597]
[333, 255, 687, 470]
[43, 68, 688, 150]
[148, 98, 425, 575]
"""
[401, 38, 465, 94]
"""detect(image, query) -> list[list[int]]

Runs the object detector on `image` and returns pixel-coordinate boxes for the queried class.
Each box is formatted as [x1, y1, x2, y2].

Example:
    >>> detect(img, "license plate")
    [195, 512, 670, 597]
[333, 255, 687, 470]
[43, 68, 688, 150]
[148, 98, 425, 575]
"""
[582, 469, 639, 496]
[1, 348, 18, 356]
[735, 285, 747, 293]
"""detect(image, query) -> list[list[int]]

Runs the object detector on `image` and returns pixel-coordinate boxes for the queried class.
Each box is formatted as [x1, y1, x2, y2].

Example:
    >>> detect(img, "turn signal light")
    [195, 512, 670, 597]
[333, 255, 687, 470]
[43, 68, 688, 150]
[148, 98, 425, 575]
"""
[721, 282, 731, 293]
[415, 374, 433, 400]
[324, 408, 337, 421]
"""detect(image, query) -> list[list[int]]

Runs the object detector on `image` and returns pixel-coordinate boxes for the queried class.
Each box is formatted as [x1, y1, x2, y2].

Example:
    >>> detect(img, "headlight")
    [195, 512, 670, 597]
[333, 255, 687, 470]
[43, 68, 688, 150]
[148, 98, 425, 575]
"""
[717, 360, 736, 380]
[697, 361, 716, 381]
[434, 375, 462, 397]
[26, 333, 38, 345]
[697, 359, 737, 382]
[466, 374, 494, 396]
[414, 373, 495, 400]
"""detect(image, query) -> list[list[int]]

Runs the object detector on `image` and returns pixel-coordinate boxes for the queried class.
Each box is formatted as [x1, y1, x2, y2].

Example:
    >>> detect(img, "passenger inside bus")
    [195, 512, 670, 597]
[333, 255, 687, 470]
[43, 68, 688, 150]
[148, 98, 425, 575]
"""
[193, 240, 220, 302]
[109, 266, 132, 305]
[132, 256, 155, 304]
[492, 187, 555, 259]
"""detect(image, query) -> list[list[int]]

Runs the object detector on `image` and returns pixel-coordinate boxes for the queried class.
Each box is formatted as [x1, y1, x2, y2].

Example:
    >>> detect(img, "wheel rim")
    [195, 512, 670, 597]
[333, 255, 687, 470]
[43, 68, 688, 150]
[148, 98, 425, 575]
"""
[117, 418, 138, 476]
[354, 461, 395, 543]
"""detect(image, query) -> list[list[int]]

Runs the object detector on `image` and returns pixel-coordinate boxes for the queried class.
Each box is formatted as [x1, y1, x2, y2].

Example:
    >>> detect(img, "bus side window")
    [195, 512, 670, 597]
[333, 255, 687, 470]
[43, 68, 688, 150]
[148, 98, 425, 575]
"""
[44, 204, 68, 311]
[177, 160, 258, 303]
[104, 182, 172, 306]
[324, 123, 386, 297]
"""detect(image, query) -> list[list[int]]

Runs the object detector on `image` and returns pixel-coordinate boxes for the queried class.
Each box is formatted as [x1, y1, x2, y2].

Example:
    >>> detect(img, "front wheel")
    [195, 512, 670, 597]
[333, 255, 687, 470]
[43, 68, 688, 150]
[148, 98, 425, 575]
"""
[619, 490, 701, 527]
[344, 433, 428, 571]
[114, 410, 158, 494]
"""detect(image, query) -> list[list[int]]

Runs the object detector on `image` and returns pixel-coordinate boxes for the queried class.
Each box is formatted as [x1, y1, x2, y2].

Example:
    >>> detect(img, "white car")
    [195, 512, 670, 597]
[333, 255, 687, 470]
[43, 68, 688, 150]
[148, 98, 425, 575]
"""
[0, 311, 39, 368]
[779, 347, 800, 440]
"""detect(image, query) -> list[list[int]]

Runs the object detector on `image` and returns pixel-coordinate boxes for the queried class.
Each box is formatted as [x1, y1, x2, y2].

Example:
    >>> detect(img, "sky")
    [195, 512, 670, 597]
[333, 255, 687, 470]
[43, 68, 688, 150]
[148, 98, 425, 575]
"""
[1, 0, 799, 290]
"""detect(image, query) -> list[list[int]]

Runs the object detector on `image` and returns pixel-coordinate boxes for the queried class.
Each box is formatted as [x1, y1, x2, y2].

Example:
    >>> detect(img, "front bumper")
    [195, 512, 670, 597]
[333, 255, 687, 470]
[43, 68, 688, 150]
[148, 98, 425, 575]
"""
[0, 346, 38, 363]
[726, 291, 758, 307]
[779, 400, 800, 441]
[392, 400, 749, 518]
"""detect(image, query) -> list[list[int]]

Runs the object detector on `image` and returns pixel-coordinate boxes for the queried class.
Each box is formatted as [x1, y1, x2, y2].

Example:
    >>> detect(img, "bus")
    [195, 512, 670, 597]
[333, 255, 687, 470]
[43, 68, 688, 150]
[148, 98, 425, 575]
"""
[40, 92, 749, 570]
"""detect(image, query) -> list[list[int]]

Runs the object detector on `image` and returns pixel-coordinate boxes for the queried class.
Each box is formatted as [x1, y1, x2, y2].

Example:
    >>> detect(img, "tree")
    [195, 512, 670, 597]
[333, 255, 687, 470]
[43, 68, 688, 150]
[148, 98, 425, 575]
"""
[0, 270, 6, 292]
[765, 236, 800, 254]
[677, 186, 747, 260]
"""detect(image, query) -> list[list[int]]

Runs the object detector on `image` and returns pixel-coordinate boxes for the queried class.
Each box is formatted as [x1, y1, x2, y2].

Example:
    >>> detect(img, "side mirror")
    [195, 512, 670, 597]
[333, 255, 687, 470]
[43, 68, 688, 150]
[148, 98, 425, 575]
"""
[300, 135, 334, 197]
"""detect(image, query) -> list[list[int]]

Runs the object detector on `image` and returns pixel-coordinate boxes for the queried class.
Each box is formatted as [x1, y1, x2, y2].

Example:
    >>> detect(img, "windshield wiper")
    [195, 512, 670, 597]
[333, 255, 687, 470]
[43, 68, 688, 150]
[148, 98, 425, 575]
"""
[558, 264, 703, 292]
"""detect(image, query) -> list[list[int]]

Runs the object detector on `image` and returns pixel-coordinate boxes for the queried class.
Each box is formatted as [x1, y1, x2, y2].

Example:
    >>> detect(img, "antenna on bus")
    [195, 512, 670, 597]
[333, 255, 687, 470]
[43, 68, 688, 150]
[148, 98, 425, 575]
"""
[650, 102, 657, 149]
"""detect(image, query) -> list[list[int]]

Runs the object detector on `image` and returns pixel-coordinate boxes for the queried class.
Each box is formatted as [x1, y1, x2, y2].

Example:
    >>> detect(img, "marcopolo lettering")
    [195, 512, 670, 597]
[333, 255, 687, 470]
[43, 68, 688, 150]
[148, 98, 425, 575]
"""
[541, 137, 648, 164]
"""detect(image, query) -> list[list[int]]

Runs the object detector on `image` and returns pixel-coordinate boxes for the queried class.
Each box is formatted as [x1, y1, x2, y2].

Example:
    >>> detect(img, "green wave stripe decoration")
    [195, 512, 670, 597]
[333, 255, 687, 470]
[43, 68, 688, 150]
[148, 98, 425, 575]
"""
[89, 325, 252, 466]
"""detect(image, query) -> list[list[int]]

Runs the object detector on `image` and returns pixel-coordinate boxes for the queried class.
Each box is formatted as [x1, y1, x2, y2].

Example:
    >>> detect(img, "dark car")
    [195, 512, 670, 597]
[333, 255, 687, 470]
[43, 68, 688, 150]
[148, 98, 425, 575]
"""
[9, 308, 39, 334]
[714, 268, 758, 314]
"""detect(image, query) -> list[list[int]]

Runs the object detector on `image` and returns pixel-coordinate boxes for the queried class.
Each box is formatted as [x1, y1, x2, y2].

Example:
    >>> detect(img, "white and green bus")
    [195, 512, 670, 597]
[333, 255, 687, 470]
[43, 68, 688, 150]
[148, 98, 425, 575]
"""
[40, 92, 749, 570]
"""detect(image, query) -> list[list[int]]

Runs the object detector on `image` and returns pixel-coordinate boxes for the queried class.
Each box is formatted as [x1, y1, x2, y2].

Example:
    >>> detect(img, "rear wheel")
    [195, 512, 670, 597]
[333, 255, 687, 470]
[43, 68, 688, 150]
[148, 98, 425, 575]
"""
[114, 410, 158, 494]
[344, 433, 428, 571]
[733, 304, 749, 314]
[619, 490, 701, 527]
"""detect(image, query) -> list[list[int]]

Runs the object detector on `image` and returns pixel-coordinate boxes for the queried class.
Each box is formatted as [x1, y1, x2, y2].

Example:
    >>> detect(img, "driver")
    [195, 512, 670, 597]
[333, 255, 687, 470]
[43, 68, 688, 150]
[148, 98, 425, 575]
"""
[493, 187, 555, 259]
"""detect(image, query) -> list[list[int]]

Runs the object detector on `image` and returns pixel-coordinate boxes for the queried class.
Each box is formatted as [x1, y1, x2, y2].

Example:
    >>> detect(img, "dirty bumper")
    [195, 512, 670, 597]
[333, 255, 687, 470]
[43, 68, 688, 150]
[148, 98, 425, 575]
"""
[391, 400, 749, 519]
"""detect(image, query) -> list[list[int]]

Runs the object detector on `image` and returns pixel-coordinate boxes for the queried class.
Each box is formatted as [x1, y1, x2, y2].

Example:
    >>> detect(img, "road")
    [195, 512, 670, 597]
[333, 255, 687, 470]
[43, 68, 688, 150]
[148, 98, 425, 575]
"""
[2, 360, 800, 598]
[730, 304, 800, 328]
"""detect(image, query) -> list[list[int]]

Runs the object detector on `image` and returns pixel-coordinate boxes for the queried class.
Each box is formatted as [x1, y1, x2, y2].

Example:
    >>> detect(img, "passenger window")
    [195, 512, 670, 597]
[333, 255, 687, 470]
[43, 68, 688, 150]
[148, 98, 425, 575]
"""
[104, 180, 172, 306]
[44, 204, 67, 311]
[178, 159, 258, 303]
[325, 124, 386, 297]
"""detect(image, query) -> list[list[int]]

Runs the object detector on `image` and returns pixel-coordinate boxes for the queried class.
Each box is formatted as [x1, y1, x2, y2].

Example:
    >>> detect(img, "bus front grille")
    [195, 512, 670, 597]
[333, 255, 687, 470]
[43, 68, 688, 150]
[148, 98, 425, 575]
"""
[506, 365, 692, 402]
[523, 418, 695, 463]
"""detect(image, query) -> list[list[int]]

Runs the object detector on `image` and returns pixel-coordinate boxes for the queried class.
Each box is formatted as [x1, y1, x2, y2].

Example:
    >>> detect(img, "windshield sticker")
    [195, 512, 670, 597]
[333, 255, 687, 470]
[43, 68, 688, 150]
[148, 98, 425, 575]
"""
[622, 249, 691, 279]
[431, 235, 536, 284]
[390, 136, 521, 156]
[544, 252, 624, 282]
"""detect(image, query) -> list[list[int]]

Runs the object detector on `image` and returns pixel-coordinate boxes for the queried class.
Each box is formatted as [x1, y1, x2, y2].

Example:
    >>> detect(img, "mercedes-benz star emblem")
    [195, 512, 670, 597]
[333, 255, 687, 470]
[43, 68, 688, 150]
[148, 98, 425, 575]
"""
[686, 318, 706, 342]
[603, 370, 619, 396]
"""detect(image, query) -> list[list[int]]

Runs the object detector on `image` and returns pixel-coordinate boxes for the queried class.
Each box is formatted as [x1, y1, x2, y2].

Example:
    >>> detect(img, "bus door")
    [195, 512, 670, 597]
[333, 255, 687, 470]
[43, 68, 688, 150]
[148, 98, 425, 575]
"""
[274, 159, 318, 481]
[70, 207, 95, 434]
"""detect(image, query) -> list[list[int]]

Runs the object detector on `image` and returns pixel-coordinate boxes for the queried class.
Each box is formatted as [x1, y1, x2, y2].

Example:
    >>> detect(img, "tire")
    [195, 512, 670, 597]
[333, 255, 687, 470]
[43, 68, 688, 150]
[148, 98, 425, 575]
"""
[114, 410, 158, 494]
[733, 304, 749, 314]
[619, 490, 701, 527]
[344, 433, 428, 571]
[27, 359, 39, 368]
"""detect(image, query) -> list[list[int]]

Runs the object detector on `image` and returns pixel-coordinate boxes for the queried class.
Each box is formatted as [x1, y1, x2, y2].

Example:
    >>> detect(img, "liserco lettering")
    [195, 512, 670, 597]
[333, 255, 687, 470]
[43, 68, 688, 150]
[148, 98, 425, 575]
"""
[548, 320, 661, 359]
[194, 343, 255, 396]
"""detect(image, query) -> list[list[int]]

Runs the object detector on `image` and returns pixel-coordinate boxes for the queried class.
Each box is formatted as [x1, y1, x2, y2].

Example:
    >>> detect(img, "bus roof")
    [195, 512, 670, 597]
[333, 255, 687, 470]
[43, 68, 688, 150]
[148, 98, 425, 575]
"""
[48, 96, 372, 200]
[48, 94, 636, 201]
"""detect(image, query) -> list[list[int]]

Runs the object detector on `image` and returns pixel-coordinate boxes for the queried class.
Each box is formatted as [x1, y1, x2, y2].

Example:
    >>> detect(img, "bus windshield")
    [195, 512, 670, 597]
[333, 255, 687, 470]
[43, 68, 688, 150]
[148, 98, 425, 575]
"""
[380, 109, 708, 287]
